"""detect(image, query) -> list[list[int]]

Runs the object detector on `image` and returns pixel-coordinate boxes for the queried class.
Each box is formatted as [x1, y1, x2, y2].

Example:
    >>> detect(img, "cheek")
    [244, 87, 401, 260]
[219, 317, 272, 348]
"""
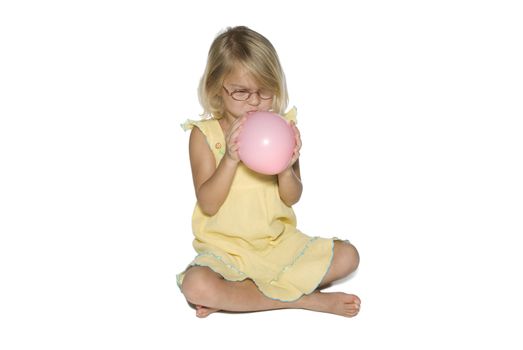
[260, 100, 274, 111]
[223, 99, 239, 112]
[222, 100, 246, 118]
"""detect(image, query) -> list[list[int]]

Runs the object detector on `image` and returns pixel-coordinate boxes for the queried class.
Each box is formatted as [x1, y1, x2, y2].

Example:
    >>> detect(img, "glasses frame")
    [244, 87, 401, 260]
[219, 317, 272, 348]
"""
[222, 86, 273, 101]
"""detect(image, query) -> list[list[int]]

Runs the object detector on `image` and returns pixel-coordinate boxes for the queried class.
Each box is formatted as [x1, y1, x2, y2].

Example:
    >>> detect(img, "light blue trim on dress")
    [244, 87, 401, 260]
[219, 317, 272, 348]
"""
[177, 237, 349, 303]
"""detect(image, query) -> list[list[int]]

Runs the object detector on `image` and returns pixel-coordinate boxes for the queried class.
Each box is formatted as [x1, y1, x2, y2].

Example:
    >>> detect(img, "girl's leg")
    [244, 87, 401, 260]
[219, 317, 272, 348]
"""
[319, 241, 360, 287]
[181, 266, 360, 318]
[181, 242, 360, 318]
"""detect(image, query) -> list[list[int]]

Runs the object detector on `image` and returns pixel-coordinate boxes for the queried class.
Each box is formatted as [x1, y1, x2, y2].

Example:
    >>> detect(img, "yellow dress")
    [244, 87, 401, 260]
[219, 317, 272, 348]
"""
[177, 108, 338, 302]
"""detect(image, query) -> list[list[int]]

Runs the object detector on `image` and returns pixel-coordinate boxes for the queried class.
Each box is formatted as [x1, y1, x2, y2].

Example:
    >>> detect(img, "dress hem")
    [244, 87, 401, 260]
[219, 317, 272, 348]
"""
[176, 237, 349, 303]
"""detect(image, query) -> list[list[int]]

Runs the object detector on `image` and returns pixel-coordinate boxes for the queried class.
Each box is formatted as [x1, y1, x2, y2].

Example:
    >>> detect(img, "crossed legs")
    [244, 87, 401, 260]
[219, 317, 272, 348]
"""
[181, 241, 360, 318]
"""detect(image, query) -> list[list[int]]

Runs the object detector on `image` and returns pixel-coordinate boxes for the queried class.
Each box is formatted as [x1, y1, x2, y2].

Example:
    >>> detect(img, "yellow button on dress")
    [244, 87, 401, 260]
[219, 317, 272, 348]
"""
[177, 108, 338, 302]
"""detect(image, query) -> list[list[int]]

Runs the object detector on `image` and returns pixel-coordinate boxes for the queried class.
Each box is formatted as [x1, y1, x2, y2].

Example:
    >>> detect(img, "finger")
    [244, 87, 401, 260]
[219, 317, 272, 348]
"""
[291, 124, 302, 146]
[294, 135, 302, 151]
[291, 122, 300, 136]
[232, 116, 246, 130]
[227, 122, 243, 142]
[229, 142, 240, 152]
[295, 136, 302, 149]
[288, 149, 299, 166]
[229, 125, 243, 144]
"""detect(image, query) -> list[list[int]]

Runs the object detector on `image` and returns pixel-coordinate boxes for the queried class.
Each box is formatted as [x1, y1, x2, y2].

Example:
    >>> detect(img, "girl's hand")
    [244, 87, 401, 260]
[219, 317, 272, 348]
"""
[288, 121, 302, 167]
[224, 116, 245, 163]
[279, 121, 302, 174]
[277, 121, 303, 205]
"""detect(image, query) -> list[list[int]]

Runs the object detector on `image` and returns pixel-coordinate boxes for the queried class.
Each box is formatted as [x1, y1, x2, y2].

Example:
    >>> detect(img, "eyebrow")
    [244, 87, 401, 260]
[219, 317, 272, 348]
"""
[228, 84, 250, 90]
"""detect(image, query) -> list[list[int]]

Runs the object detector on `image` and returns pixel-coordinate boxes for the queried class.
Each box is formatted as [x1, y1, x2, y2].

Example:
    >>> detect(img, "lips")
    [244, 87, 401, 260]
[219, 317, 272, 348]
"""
[243, 110, 258, 117]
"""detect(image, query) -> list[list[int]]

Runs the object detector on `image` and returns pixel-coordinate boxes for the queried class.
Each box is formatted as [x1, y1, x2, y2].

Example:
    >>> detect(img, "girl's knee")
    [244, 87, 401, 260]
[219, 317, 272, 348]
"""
[335, 241, 360, 275]
[181, 266, 220, 305]
[348, 243, 360, 271]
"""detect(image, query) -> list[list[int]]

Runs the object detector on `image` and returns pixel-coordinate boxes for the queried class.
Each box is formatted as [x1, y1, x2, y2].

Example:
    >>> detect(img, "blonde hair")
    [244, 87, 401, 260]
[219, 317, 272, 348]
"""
[198, 26, 289, 119]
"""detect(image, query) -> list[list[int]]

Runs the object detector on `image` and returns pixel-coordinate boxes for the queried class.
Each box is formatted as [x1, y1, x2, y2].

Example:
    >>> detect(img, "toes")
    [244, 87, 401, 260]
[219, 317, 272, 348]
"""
[344, 294, 361, 317]
[344, 305, 360, 317]
[195, 305, 209, 318]
[350, 294, 361, 305]
[195, 305, 219, 318]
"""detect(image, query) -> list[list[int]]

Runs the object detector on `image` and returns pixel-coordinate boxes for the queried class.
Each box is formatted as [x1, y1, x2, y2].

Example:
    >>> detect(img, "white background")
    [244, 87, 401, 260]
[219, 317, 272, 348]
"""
[1, 0, 522, 349]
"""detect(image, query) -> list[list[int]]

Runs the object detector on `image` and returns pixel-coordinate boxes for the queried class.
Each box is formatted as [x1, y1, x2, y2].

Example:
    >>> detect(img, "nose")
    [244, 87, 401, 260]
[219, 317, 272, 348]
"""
[247, 92, 261, 105]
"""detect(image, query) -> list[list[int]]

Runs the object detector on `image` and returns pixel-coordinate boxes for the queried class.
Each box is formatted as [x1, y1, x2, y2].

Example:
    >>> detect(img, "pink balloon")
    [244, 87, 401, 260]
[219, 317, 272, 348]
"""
[238, 111, 296, 175]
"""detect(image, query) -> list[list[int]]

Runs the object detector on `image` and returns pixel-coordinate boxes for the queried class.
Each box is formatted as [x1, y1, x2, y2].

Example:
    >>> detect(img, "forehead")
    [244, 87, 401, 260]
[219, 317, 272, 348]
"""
[223, 66, 259, 88]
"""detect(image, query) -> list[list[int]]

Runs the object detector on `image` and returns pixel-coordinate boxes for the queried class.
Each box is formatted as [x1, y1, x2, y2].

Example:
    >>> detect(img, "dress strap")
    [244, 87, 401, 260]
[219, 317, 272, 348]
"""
[181, 118, 225, 166]
[282, 106, 298, 124]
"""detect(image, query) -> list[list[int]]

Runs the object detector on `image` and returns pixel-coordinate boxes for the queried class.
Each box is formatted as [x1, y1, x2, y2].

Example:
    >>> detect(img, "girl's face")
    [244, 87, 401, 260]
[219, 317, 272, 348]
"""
[221, 66, 273, 120]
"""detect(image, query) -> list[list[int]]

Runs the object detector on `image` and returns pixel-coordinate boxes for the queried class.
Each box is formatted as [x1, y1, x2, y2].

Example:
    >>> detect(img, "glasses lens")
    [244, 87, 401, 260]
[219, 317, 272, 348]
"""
[258, 89, 273, 100]
[228, 88, 273, 101]
[231, 91, 250, 101]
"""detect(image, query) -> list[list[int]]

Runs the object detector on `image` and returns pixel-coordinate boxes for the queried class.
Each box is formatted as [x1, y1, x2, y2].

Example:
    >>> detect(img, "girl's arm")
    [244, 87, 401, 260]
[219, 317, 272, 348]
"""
[277, 122, 303, 206]
[189, 119, 243, 216]
[277, 160, 302, 206]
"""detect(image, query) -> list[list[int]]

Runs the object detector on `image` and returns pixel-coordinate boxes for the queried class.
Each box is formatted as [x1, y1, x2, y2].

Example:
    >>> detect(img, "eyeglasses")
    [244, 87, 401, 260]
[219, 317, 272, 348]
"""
[222, 86, 273, 101]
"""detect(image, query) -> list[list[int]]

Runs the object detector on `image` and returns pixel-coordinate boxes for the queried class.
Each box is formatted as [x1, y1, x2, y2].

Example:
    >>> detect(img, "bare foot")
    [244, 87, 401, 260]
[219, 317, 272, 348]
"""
[195, 305, 220, 318]
[305, 291, 361, 317]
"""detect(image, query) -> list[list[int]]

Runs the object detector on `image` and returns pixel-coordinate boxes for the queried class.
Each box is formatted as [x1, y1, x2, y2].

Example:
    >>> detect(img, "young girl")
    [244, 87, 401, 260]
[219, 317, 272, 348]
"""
[177, 26, 361, 318]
